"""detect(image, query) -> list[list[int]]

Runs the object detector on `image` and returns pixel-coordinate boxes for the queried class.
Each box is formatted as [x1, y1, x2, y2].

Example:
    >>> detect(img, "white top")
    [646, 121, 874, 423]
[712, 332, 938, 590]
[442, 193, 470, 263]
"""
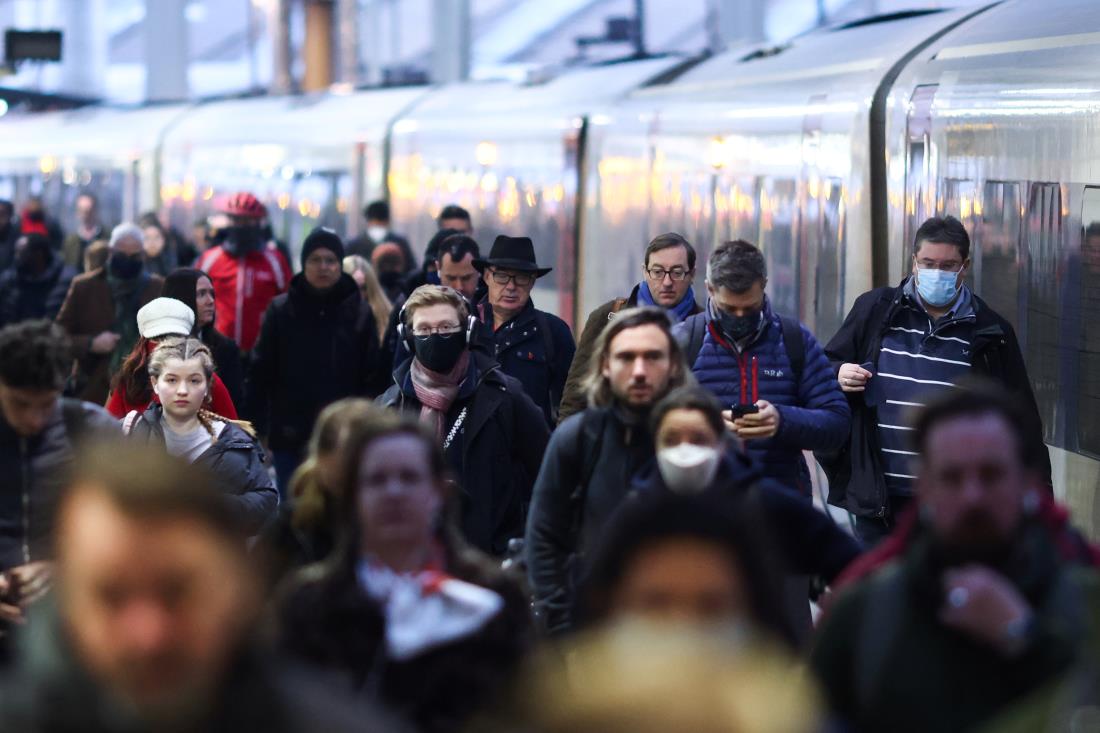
[161, 417, 225, 463]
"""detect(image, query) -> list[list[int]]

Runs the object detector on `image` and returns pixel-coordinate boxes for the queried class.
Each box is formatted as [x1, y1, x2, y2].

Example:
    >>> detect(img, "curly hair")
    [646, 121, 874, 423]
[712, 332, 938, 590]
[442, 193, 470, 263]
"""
[0, 319, 73, 391]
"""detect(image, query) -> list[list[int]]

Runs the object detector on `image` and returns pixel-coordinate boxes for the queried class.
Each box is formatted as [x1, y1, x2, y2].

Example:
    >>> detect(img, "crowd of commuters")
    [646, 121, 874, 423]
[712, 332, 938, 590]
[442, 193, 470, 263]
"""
[0, 190, 1095, 732]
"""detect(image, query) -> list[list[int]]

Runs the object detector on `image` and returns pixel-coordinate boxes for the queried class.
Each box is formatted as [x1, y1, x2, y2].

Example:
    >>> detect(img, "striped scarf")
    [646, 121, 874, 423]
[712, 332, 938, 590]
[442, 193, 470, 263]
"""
[410, 350, 471, 440]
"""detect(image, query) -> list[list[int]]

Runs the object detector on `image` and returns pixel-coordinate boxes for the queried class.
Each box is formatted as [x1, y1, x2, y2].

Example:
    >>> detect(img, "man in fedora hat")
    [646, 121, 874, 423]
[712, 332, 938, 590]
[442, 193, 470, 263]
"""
[475, 235, 576, 426]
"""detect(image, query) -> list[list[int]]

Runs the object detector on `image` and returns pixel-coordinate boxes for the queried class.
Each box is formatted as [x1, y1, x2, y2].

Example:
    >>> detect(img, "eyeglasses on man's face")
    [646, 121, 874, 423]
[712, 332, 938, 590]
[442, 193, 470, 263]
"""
[488, 269, 535, 287]
[412, 324, 462, 337]
[645, 266, 690, 282]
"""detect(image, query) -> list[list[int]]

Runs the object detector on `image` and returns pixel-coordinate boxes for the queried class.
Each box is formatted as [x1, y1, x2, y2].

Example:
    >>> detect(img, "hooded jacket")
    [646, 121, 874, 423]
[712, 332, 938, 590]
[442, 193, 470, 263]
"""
[0, 256, 76, 328]
[673, 297, 850, 495]
[247, 273, 381, 453]
[127, 404, 277, 535]
[378, 350, 549, 556]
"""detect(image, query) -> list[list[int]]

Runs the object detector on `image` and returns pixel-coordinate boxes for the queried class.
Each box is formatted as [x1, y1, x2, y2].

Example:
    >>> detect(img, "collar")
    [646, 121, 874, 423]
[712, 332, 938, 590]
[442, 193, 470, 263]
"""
[478, 296, 536, 332]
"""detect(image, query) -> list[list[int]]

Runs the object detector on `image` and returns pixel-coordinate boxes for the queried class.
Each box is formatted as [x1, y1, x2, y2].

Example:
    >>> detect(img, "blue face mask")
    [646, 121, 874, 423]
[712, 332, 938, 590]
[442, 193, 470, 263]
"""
[916, 267, 962, 307]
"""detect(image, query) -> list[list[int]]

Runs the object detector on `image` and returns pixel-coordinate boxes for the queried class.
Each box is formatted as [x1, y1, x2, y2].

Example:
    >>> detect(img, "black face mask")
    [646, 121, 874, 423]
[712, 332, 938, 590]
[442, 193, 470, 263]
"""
[413, 333, 467, 373]
[108, 251, 144, 280]
[717, 308, 760, 342]
[221, 226, 264, 256]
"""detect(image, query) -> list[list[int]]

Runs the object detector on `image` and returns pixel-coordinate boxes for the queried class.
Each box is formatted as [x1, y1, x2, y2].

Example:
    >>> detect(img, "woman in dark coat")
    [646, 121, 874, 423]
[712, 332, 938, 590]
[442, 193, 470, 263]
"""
[124, 337, 277, 535]
[162, 267, 245, 407]
[276, 412, 532, 733]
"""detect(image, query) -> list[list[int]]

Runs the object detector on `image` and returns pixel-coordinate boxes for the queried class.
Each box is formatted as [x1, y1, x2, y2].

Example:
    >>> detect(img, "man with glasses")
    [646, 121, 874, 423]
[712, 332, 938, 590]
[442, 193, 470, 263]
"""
[379, 285, 548, 555]
[474, 235, 576, 426]
[559, 233, 701, 422]
[823, 215, 1049, 545]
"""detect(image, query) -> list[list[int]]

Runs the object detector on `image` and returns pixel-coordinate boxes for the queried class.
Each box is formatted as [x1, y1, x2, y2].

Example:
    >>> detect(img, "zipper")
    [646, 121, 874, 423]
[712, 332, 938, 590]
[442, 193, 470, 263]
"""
[19, 437, 30, 564]
[738, 352, 748, 404]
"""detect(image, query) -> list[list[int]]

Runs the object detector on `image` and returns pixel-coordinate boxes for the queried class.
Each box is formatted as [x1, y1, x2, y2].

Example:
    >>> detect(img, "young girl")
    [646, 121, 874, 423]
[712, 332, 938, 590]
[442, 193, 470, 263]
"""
[124, 337, 277, 535]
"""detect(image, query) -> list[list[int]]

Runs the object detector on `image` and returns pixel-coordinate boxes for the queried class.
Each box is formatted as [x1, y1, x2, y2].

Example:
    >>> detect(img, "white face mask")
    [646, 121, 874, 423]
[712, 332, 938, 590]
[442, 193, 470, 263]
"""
[367, 225, 388, 243]
[656, 443, 721, 494]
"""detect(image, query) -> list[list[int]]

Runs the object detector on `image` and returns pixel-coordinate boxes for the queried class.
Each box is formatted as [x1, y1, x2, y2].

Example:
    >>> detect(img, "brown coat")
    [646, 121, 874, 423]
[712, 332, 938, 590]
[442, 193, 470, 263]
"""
[55, 268, 162, 405]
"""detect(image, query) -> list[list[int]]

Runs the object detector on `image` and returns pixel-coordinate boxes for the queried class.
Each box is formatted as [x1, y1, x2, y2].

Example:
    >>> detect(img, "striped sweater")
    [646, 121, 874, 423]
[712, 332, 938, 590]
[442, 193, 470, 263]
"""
[875, 281, 975, 495]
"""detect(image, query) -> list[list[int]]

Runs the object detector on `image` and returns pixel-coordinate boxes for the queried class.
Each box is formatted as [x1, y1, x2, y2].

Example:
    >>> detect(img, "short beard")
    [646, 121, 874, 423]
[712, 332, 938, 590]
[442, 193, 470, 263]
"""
[934, 512, 1017, 568]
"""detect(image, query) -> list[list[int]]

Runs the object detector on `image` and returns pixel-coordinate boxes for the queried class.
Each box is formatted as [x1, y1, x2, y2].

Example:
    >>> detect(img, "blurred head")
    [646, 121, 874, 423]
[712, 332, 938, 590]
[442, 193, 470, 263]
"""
[586, 307, 690, 411]
[437, 204, 472, 234]
[364, 201, 391, 242]
[54, 445, 258, 726]
[305, 399, 383, 496]
[706, 240, 767, 341]
[138, 214, 168, 259]
[0, 199, 14, 230]
[371, 243, 406, 277]
[191, 217, 209, 253]
[14, 233, 53, 275]
[148, 338, 215, 422]
[300, 228, 345, 291]
[436, 234, 481, 300]
[108, 223, 146, 280]
[643, 233, 696, 308]
[84, 240, 109, 273]
[75, 193, 98, 227]
[0, 320, 71, 437]
[580, 491, 789, 641]
[913, 381, 1038, 564]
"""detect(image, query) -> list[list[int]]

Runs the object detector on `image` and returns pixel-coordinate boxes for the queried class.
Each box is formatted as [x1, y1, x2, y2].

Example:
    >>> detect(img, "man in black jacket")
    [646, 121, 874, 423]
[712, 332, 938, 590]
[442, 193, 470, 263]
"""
[0, 234, 77, 328]
[378, 285, 549, 556]
[525, 307, 693, 634]
[823, 216, 1049, 545]
[246, 228, 382, 497]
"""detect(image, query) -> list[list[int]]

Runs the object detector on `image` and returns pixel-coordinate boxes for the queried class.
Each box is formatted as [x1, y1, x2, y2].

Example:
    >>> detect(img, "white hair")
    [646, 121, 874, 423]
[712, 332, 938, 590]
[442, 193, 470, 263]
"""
[108, 222, 144, 249]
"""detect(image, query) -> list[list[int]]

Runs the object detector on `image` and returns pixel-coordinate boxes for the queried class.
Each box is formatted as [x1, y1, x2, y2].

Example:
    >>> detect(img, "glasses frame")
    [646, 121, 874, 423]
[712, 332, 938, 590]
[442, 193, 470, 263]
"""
[645, 266, 691, 282]
[411, 324, 463, 337]
[488, 268, 536, 287]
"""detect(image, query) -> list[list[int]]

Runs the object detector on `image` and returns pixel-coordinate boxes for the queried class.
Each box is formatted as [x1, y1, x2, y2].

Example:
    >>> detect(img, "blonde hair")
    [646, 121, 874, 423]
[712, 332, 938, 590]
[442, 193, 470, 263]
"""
[148, 337, 254, 441]
[401, 284, 469, 329]
[343, 255, 392, 341]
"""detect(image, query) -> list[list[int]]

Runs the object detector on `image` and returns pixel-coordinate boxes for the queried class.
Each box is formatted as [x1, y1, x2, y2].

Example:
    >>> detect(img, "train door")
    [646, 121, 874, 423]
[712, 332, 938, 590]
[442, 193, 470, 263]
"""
[903, 84, 938, 268]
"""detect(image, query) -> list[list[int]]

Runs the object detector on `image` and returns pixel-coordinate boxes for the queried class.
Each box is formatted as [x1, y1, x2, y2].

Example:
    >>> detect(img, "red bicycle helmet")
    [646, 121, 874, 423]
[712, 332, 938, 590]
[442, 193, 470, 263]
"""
[217, 192, 267, 219]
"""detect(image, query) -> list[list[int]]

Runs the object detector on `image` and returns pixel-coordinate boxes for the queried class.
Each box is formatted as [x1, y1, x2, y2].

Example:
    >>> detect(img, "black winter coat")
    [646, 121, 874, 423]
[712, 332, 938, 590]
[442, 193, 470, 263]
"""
[476, 298, 576, 425]
[277, 543, 532, 733]
[379, 352, 549, 556]
[247, 273, 381, 453]
[822, 282, 1051, 518]
[0, 400, 117, 570]
[202, 324, 245, 409]
[524, 405, 655, 633]
[128, 405, 278, 535]
[0, 258, 76, 328]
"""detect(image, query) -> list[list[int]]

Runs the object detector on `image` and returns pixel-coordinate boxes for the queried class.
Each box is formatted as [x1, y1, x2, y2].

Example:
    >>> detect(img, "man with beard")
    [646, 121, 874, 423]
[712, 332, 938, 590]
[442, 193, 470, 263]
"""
[0, 443, 392, 732]
[0, 234, 76, 328]
[195, 193, 291, 354]
[810, 382, 1100, 733]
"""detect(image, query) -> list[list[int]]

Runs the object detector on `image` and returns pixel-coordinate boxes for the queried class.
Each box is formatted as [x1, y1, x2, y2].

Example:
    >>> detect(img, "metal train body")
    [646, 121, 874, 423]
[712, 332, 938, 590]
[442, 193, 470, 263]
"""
[0, 0, 1096, 536]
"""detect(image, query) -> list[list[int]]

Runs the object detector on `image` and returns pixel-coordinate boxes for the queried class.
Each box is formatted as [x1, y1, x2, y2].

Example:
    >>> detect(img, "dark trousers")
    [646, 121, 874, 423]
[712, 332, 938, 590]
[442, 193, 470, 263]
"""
[854, 494, 914, 548]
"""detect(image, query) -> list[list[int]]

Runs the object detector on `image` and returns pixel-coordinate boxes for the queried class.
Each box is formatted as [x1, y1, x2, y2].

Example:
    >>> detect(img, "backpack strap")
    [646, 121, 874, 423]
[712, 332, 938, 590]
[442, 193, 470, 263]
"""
[680, 314, 708, 367]
[59, 398, 89, 443]
[121, 409, 142, 436]
[569, 409, 608, 540]
[778, 316, 805, 385]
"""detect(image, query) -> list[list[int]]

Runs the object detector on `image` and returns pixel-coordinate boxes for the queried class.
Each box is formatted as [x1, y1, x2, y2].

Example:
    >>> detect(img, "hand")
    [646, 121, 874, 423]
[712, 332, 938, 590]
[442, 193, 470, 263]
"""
[838, 363, 872, 392]
[90, 331, 121, 355]
[939, 565, 1033, 656]
[8, 561, 53, 606]
[733, 400, 780, 440]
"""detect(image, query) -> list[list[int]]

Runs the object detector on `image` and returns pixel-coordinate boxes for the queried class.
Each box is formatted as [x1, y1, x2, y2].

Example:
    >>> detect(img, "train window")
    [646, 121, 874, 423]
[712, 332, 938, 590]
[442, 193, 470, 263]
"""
[904, 85, 939, 256]
[939, 179, 977, 289]
[757, 177, 799, 317]
[1077, 187, 1100, 455]
[976, 182, 1023, 333]
[1024, 182, 1063, 441]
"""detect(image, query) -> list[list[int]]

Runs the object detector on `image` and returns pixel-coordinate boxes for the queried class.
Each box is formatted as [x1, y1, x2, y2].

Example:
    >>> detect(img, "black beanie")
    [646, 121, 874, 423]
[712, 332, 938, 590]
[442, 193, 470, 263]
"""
[300, 227, 345, 267]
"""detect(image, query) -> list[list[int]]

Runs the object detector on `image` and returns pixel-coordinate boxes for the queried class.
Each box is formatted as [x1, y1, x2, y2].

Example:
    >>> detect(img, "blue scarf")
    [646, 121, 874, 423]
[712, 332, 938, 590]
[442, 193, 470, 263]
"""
[638, 282, 697, 323]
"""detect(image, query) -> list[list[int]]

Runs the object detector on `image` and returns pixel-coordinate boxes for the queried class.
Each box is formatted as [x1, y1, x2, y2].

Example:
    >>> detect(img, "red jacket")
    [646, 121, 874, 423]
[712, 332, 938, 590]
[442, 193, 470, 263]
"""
[196, 244, 290, 352]
[105, 372, 238, 420]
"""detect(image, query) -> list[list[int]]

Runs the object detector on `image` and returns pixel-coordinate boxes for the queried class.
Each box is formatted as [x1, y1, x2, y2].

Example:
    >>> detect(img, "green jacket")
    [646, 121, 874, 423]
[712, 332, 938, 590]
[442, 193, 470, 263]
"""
[810, 521, 1100, 733]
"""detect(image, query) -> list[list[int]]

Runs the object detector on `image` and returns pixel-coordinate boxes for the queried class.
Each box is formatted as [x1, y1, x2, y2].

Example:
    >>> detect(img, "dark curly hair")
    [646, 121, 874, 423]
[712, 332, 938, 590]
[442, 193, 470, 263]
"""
[0, 319, 73, 391]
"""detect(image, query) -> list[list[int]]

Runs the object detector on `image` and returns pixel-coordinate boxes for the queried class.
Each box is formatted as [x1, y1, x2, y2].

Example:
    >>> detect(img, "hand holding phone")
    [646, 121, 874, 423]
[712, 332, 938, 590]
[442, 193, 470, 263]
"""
[729, 403, 760, 418]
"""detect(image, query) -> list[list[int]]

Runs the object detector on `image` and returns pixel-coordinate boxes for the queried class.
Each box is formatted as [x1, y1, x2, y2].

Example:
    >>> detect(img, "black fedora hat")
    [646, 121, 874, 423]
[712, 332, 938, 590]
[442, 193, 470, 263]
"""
[473, 235, 552, 277]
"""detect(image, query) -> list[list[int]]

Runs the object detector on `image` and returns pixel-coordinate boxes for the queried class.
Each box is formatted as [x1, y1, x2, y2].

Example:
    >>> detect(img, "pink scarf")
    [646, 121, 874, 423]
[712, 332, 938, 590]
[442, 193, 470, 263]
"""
[409, 350, 471, 440]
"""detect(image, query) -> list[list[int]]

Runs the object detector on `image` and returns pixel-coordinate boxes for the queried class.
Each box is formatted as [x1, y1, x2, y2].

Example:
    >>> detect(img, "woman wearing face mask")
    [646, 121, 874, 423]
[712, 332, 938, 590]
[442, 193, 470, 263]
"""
[378, 285, 549, 557]
[276, 414, 531, 733]
[123, 337, 277, 535]
[630, 387, 861, 624]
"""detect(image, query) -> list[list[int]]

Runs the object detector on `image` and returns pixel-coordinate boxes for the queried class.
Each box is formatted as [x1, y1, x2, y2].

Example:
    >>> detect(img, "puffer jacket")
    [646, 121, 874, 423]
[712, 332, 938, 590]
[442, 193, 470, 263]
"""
[127, 404, 278, 534]
[476, 298, 576, 426]
[673, 298, 850, 495]
[0, 399, 118, 570]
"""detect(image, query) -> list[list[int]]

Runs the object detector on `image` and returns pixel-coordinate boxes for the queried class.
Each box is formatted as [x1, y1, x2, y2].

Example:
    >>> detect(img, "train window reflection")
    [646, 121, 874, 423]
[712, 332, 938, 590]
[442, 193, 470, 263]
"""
[757, 177, 798, 317]
[1077, 187, 1100, 455]
[1024, 182, 1062, 441]
[976, 181, 1022, 333]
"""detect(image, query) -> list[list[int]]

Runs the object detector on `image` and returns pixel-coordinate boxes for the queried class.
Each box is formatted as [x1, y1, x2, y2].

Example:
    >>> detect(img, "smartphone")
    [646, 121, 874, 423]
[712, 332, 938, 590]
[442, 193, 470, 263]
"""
[730, 403, 759, 418]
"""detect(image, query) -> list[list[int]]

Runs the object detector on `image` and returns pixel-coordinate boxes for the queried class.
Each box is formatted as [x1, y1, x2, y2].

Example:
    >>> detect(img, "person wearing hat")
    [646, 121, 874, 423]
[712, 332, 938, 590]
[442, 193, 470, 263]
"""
[247, 227, 383, 497]
[474, 235, 576, 426]
[56, 223, 163, 405]
[104, 297, 238, 420]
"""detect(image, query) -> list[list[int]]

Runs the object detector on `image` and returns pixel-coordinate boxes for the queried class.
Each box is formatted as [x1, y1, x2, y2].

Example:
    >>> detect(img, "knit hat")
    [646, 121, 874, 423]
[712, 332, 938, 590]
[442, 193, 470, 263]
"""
[137, 297, 195, 339]
[109, 222, 144, 249]
[300, 227, 345, 267]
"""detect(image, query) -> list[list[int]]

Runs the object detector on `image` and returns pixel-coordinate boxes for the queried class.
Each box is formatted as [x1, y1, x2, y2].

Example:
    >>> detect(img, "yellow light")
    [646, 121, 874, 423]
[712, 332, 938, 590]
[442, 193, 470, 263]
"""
[298, 199, 311, 217]
[336, 197, 348, 214]
[277, 192, 291, 210]
[706, 136, 730, 170]
[202, 186, 215, 201]
[480, 172, 499, 193]
[38, 155, 57, 174]
[475, 141, 498, 167]
[181, 179, 196, 203]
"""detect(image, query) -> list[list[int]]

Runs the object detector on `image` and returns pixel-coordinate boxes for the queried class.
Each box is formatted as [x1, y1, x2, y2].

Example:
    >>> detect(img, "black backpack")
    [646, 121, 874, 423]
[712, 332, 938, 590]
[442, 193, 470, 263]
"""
[680, 314, 806, 384]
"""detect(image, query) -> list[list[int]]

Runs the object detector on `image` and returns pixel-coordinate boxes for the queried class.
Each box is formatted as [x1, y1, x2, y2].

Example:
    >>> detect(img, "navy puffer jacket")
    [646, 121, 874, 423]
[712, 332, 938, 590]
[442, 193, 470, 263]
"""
[673, 298, 850, 494]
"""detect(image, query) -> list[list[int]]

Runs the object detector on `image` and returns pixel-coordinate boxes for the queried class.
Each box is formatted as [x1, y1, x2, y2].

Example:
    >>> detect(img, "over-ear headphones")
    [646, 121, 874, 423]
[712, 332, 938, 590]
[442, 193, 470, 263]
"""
[397, 286, 477, 351]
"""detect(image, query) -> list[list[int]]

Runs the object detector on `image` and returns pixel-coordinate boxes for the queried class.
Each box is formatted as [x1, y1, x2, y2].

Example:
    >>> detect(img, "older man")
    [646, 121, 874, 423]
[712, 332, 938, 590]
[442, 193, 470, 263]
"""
[56, 223, 162, 405]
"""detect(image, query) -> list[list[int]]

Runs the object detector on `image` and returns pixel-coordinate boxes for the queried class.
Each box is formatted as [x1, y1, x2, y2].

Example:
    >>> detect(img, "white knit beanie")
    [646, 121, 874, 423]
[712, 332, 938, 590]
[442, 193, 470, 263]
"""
[109, 222, 144, 249]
